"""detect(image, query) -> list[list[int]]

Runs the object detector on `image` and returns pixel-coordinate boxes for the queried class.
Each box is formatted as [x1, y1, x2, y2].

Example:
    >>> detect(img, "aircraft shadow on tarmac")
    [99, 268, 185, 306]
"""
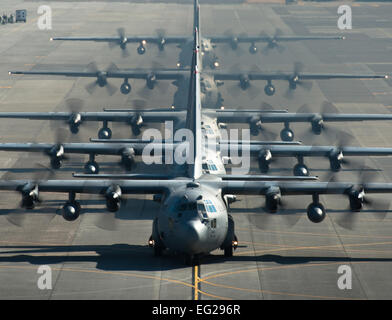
[0, 244, 217, 271]
[0, 244, 391, 271]
[0, 198, 159, 221]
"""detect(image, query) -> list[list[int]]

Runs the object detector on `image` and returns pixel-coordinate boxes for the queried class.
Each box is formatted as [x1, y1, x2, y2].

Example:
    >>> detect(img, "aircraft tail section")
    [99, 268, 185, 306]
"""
[193, 0, 200, 31]
[185, 27, 202, 179]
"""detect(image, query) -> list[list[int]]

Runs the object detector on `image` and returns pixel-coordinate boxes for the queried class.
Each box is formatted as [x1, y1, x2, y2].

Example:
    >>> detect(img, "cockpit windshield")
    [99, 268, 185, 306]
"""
[197, 202, 208, 221]
[178, 201, 197, 211]
[197, 199, 217, 222]
[176, 199, 216, 222]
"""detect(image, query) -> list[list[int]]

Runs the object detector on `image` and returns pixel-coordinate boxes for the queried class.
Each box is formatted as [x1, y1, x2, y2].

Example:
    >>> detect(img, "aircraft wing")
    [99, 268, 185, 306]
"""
[51, 36, 189, 44]
[0, 142, 176, 156]
[212, 111, 392, 124]
[0, 179, 179, 195]
[2, 178, 391, 197]
[209, 35, 345, 44]
[221, 145, 392, 158]
[218, 180, 392, 196]
[73, 173, 318, 181]
[9, 69, 186, 80]
[0, 111, 183, 123]
[212, 71, 389, 81]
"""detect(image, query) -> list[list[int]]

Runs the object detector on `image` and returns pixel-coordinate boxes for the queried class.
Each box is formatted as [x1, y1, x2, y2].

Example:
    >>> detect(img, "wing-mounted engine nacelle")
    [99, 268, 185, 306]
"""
[267, 38, 278, 49]
[129, 114, 143, 136]
[307, 194, 326, 223]
[310, 116, 324, 135]
[105, 184, 122, 212]
[21, 184, 40, 210]
[120, 147, 136, 171]
[120, 42, 127, 50]
[146, 73, 157, 89]
[328, 149, 344, 171]
[68, 113, 82, 134]
[230, 37, 239, 50]
[288, 75, 299, 90]
[258, 149, 272, 173]
[265, 186, 281, 213]
[249, 116, 262, 136]
[158, 38, 166, 51]
[48, 144, 65, 169]
[223, 194, 237, 208]
[348, 188, 364, 212]
[239, 75, 250, 90]
[96, 71, 108, 87]
[137, 40, 146, 54]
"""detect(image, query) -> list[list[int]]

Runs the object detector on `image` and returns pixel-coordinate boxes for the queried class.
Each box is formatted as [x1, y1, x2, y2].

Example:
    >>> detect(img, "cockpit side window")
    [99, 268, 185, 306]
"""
[204, 199, 217, 213]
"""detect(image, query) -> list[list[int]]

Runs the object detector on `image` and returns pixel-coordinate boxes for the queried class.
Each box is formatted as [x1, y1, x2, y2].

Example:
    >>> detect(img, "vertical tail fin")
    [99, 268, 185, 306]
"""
[193, 0, 200, 32]
[185, 27, 202, 179]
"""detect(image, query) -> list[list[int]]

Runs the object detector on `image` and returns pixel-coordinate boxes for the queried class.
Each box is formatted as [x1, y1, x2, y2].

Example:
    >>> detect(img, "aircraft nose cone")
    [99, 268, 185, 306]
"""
[178, 221, 207, 254]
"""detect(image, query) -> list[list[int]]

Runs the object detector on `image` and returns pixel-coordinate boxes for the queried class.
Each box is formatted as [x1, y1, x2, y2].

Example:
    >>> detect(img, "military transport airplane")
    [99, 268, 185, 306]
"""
[1, 28, 392, 265]
[2, 135, 392, 177]
[1, 100, 392, 143]
[8, 60, 388, 101]
[49, 0, 345, 69]
[8, 1, 387, 101]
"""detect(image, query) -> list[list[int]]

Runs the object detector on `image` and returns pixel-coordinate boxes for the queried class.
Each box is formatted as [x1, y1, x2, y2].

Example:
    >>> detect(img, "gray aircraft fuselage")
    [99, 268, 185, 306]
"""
[178, 37, 219, 69]
[154, 182, 228, 255]
[173, 73, 223, 109]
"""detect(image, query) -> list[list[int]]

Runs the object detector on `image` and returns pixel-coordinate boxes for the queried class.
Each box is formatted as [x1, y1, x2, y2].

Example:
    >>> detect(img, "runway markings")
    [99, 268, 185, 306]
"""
[235, 240, 392, 257]
[199, 278, 361, 300]
[0, 239, 390, 300]
[198, 260, 386, 299]
[192, 264, 200, 300]
[236, 227, 392, 240]
[0, 264, 195, 291]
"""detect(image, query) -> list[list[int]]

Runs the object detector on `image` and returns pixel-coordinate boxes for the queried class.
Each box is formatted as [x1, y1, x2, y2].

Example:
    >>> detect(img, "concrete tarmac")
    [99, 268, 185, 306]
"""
[0, 1, 391, 300]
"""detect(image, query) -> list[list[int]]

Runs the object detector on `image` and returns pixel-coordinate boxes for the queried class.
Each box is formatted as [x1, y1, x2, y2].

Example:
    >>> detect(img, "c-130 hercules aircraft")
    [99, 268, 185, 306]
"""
[49, 0, 345, 69]
[8, 0, 388, 106]
[2, 28, 392, 265]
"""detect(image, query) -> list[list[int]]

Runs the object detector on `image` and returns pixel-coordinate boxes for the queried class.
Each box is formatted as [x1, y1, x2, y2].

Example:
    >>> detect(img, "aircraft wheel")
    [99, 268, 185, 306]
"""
[154, 244, 164, 257]
[224, 245, 233, 257]
[185, 254, 200, 266]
